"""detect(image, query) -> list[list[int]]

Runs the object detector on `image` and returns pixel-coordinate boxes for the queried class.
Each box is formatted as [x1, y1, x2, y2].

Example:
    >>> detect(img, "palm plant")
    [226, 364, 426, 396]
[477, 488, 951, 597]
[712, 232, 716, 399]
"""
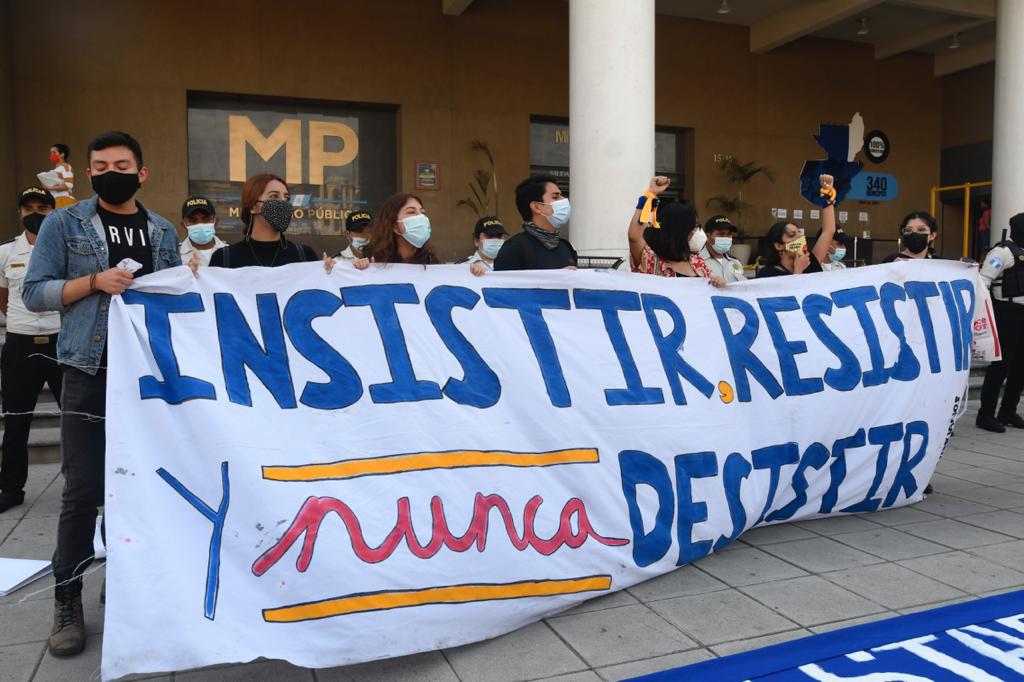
[456, 140, 499, 217]
[705, 157, 774, 233]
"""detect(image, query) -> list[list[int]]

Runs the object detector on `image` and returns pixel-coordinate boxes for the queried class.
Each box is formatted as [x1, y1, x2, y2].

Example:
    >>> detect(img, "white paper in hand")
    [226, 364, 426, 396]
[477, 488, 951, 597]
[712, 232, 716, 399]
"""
[117, 258, 143, 274]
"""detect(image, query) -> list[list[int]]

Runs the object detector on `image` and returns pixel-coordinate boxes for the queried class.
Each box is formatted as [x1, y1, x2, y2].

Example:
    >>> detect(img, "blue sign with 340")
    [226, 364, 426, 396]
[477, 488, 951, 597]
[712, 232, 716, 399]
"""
[846, 171, 899, 202]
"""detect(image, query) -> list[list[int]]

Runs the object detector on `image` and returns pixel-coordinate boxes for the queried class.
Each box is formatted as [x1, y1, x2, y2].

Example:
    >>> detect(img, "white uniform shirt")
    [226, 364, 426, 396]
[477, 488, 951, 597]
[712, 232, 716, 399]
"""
[698, 246, 746, 283]
[0, 232, 61, 335]
[179, 235, 227, 268]
[980, 244, 1024, 305]
[820, 260, 847, 272]
[334, 245, 366, 263]
[461, 252, 494, 271]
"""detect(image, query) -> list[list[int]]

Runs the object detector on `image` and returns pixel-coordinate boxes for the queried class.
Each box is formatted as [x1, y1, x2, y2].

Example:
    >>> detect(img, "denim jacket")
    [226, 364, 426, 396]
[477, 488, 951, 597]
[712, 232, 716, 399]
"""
[23, 196, 181, 375]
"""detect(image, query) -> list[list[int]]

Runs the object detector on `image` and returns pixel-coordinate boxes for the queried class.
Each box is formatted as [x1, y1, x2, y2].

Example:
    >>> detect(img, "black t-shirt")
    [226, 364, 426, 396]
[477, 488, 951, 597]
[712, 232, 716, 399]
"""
[493, 231, 578, 271]
[209, 239, 319, 268]
[881, 252, 934, 263]
[98, 206, 153, 277]
[756, 253, 822, 278]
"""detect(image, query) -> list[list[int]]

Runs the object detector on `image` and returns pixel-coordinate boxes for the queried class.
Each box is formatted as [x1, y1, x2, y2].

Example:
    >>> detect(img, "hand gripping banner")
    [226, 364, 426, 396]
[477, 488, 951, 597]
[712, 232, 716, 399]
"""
[102, 260, 976, 680]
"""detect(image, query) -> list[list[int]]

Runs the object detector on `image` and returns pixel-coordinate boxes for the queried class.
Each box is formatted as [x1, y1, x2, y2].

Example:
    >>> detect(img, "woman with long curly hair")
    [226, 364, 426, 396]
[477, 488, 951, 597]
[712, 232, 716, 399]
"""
[354, 193, 436, 268]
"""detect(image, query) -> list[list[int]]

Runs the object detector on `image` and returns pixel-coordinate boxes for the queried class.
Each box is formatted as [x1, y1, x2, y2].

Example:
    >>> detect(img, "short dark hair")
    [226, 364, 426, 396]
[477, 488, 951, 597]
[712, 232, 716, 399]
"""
[52, 143, 70, 161]
[88, 131, 143, 167]
[515, 175, 559, 222]
[900, 211, 937, 234]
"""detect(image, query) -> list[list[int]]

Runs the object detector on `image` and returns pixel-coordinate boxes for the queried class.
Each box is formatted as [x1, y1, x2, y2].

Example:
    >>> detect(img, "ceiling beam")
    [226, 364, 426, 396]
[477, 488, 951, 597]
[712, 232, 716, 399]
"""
[750, 0, 885, 53]
[875, 17, 991, 58]
[934, 38, 995, 76]
[889, 0, 995, 20]
[442, 0, 474, 16]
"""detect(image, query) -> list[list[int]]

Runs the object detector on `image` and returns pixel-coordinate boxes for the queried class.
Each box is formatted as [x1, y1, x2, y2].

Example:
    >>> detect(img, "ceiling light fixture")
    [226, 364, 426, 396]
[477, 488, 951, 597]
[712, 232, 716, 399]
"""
[717, 1, 732, 16]
[949, 33, 961, 49]
[856, 17, 870, 36]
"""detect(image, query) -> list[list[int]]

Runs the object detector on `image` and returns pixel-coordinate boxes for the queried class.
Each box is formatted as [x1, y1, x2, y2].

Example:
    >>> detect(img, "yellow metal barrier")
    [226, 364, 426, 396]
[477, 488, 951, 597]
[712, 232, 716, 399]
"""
[929, 181, 992, 258]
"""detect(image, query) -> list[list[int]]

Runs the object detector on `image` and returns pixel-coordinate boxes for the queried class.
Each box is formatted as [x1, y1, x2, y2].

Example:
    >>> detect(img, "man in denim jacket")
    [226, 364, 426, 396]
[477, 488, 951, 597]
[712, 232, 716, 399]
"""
[23, 131, 181, 658]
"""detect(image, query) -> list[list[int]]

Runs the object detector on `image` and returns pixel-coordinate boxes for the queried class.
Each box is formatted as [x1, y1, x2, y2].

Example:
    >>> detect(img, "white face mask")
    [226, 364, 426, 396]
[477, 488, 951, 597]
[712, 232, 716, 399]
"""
[712, 237, 732, 254]
[543, 198, 572, 230]
[351, 236, 369, 250]
[399, 214, 431, 248]
[480, 238, 504, 259]
[688, 228, 708, 253]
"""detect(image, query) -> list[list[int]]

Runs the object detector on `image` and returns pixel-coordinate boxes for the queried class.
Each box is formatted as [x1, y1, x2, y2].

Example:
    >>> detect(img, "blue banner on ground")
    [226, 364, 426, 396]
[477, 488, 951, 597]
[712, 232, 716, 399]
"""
[630, 590, 1024, 681]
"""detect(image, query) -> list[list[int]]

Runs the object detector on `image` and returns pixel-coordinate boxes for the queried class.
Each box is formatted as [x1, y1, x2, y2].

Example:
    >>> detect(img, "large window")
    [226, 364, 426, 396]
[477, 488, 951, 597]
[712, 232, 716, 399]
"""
[187, 93, 397, 236]
[529, 117, 689, 201]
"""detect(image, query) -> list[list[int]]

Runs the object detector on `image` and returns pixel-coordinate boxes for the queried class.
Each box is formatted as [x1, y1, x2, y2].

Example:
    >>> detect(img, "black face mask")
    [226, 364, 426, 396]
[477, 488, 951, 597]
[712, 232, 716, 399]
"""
[91, 170, 140, 205]
[903, 231, 930, 254]
[22, 212, 46, 235]
[258, 199, 293, 233]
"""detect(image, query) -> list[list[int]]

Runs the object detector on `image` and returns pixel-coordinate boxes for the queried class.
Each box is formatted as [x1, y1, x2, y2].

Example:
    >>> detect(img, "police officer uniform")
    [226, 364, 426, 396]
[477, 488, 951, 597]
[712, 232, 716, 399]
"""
[457, 216, 508, 271]
[698, 215, 746, 283]
[977, 212, 1024, 432]
[0, 188, 62, 511]
[335, 211, 373, 262]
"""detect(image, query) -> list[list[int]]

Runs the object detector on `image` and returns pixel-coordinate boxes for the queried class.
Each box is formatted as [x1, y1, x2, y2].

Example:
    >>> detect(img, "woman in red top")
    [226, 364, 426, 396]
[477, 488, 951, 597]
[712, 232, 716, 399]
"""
[627, 177, 724, 286]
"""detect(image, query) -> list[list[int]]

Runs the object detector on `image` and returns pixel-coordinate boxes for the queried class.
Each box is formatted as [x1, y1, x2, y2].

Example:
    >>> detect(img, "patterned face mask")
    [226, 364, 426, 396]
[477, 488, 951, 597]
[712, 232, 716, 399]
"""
[259, 199, 293, 233]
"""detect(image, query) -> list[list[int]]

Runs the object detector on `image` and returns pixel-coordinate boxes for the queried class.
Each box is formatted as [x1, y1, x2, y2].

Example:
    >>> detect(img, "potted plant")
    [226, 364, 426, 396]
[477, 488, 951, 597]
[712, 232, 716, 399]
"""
[705, 157, 774, 264]
[456, 140, 499, 217]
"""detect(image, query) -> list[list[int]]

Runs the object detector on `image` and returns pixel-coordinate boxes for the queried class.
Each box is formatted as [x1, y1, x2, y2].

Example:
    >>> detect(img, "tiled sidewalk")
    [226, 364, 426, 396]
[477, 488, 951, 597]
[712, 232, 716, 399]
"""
[2, 403, 1024, 681]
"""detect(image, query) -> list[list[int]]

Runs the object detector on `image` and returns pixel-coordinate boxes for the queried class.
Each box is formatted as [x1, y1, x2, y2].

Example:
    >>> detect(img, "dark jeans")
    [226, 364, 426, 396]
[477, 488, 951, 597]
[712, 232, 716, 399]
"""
[0, 333, 62, 495]
[980, 299, 1024, 418]
[53, 365, 105, 583]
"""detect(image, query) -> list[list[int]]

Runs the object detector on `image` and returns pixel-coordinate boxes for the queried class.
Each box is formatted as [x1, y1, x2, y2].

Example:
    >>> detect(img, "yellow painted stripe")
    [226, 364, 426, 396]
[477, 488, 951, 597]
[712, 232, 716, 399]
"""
[262, 448, 599, 481]
[264, 576, 612, 623]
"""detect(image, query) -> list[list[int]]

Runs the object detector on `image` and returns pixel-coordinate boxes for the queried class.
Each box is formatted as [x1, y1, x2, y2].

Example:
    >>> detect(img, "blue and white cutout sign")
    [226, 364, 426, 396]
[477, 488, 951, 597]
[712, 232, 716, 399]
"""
[847, 171, 899, 202]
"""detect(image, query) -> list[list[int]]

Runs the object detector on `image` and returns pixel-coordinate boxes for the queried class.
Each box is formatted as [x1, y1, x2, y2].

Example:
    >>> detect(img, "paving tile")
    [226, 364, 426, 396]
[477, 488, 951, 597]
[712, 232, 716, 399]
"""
[809, 611, 900, 633]
[741, 576, 884, 627]
[793, 515, 881, 536]
[947, 486, 1024, 509]
[690, 546, 807, 587]
[968, 539, 1024, 571]
[958, 510, 1024, 538]
[709, 628, 811, 656]
[821, 563, 966, 609]
[555, 589, 638, 617]
[176, 659, 313, 680]
[914, 493, 998, 518]
[926, 472, 984, 493]
[626, 565, 728, 602]
[0, 519, 17, 543]
[316, 651, 457, 681]
[943, 466, 1024, 486]
[535, 672, 602, 682]
[864, 506, 941, 526]
[0, 641, 44, 682]
[898, 551, 1024, 594]
[899, 518, 1014, 549]
[595, 648, 713, 681]
[737, 523, 816, 546]
[830, 527, 949, 561]
[548, 604, 696, 667]
[648, 590, 796, 645]
[445, 622, 586, 682]
[896, 596, 974, 614]
[758, 537, 885, 573]
[33, 640, 171, 682]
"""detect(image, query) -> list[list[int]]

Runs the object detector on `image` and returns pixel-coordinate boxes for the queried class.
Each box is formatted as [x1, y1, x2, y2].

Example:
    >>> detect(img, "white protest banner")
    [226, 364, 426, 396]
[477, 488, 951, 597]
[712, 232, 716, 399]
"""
[103, 260, 977, 680]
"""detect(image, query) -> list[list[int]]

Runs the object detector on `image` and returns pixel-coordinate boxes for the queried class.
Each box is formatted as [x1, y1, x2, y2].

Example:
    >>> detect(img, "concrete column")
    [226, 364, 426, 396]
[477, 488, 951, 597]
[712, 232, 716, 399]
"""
[992, 0, 1024, 241]
[569, 0, 655, 257]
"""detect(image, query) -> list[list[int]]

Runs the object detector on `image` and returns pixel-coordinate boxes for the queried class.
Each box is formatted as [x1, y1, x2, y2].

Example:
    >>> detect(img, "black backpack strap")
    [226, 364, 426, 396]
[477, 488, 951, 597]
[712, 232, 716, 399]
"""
[222, 244, 230, 268]
[294, 242, 307, 262]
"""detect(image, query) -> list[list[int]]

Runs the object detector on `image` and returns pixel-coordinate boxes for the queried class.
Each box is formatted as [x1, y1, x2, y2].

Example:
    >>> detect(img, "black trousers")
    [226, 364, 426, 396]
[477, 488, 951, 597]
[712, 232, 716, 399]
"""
[53, 365, 105, 583]
[0, 332, 62, 494]
[980, 299, 1024, 418]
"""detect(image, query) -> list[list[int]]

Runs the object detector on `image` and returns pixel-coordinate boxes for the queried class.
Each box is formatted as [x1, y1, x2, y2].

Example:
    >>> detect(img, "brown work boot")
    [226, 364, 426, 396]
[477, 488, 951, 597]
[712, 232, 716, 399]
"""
[49, 580, 85, 657]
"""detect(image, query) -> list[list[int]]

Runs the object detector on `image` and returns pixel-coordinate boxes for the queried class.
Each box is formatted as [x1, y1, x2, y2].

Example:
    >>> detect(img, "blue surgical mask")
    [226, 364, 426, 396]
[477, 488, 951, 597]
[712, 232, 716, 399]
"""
[831, 248, 847, 263]
[187, 223, 216, 245]
[544, 198, 571, 230]
[351, 236, 369, 250]
[481, 238, 504, 259]
[712, 237, 733, 254]
[399, 214, 431, 248]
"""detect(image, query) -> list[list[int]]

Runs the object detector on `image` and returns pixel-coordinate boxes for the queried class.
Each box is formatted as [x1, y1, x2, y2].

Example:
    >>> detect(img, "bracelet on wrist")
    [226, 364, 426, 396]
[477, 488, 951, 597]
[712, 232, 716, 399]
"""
[89, 272, 97, 292]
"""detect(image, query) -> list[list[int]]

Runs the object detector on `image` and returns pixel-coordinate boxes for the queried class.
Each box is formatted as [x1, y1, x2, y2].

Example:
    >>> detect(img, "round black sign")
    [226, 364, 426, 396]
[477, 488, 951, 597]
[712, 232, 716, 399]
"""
[864, 130, 890, 164]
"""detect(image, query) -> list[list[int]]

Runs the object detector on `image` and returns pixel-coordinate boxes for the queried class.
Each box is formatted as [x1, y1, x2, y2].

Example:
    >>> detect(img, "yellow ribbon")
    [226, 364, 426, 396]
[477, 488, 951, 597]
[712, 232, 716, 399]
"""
[640, 191, 661, 228]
